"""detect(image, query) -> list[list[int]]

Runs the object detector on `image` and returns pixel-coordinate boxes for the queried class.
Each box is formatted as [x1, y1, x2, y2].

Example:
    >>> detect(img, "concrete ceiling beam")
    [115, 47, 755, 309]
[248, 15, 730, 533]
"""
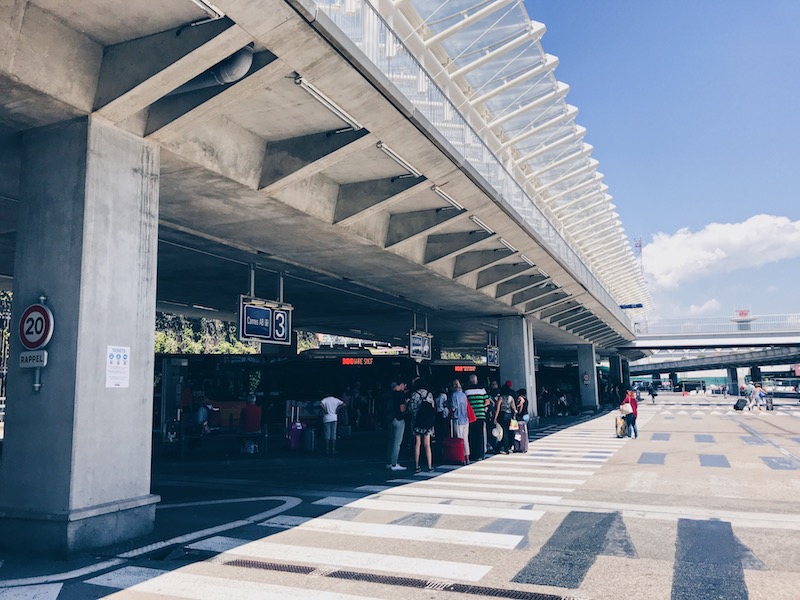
[512, 284, 562, 307]
[95, 21, 253, 123]
[452, 248, 515, 279]
[259, 129, 374, 195]
[333, 176, 426, 225]
[476, 262, 533, 289]
[495, 274, 549, 299]
[547, 307, 585, 325]
[424, 230, 495, 265]
[540, 301, 581, 321]
[522, 289, 569, 311]
[385, 208, 468, 248]
[146, 53, 288, 142]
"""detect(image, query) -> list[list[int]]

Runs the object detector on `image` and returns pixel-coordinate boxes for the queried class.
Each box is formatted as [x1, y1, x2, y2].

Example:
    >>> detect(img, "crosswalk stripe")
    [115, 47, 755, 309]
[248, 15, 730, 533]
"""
[313, 496, 545, 521]
[388, 478, 575, 493]
[356, 484, 561, 504]
[85, 566, 166, 589]
[89, 568, 379, 599]
[502, 455, 607, 463]
[258, 515, 523, 549]
[0, 583, 62, 599]
[436, 471, 587, 485]
[458, 463, 596, 476]
[187, 537, 492, 582]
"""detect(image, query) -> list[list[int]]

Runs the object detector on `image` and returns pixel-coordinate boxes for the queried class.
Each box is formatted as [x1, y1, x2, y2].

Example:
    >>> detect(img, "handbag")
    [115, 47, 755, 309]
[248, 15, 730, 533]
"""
[509, 418, 519, 431]
[620, 403, 633, 415]
[466, 402, 477, 423]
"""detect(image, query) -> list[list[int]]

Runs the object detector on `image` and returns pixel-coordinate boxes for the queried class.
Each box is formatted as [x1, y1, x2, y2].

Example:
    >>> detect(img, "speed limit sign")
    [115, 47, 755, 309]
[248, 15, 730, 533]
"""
[18, 304, 55, 350]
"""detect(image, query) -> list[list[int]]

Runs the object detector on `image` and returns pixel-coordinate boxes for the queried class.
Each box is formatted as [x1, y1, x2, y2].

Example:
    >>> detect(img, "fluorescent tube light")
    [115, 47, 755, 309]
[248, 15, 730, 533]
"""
[499, 238, 517, 252]
[469, 216, 494, 235]
[376, 142, 422, 178]
[295, 76, 363, 131]
[538, 267, 549, 277]
[518, 255, 535, 267]
[431, 185, 463, 210]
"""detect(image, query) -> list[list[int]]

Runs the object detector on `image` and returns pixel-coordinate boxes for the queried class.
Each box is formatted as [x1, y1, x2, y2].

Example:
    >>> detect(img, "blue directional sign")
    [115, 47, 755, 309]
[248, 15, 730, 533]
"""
[409, 330, 432, 361]
[239, 297, 293, 345]
[486, 345, 499, 367]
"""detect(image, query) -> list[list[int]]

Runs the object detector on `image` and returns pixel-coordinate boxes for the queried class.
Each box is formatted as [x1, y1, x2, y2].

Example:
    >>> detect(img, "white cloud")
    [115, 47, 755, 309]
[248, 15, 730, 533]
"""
[687, 298, 721, 315]
[642, 215, 800, 289]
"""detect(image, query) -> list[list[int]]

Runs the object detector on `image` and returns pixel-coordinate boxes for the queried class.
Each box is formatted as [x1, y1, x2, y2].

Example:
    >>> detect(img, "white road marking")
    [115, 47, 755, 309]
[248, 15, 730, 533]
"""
[435, 472, 588, 485]
[86, 566, 166, 589]
[388, 478, 575, 493]
[260, 515, 523, 549]
[460, 463, 596, 476]
[0, 583, 62, 599]
[314, 496, 545, 521]
[94, 569, 381, 599]
[356, 484, 561, 504]
[187, 537, 492, 582]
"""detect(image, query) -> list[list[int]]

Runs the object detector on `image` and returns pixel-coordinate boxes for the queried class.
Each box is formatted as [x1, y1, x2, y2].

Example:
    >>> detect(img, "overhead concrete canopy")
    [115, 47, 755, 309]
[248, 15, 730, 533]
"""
[0, 0, 646, 355]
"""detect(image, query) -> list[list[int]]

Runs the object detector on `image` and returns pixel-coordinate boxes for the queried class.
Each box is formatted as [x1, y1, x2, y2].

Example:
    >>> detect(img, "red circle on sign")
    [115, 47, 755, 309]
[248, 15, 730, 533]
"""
[18, 304, 54, 350]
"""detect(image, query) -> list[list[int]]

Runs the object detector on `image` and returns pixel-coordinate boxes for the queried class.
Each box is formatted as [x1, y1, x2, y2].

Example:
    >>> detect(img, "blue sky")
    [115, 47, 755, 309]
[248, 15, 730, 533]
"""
[523, 1, 800, 320]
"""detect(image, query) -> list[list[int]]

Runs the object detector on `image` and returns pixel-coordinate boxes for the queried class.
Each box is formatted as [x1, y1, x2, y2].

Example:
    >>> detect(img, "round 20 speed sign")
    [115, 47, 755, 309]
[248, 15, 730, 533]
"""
[18, 304, 55, 350]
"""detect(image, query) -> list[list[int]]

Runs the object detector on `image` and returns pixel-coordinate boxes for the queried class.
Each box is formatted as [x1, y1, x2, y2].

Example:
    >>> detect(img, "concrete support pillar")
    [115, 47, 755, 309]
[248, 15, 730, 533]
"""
[669, 372, 679, 389]
[0, 117, 160, 555]
[609, 355, 623, 388]
[621, 358, 631, 389]
[750, 366, 762, 383]
[576, 344, 599, 410]
[498, 316, 537, 416]
[727, 367, 739, 395]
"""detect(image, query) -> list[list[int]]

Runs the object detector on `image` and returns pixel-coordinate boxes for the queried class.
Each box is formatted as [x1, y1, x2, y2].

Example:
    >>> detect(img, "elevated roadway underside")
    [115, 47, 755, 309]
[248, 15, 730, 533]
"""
[0, 0, 636, 356]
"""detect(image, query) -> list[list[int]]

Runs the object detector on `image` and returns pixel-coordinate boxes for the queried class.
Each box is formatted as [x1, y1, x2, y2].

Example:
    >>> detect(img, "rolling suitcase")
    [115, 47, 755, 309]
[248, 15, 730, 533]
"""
[443, 421, 466, 465]
[288, 422, 305, 450]
[512, 420, 528, 453]
[615, 416, 627, 438]
[765, 398, 774, 411]
[733, 398, 747, 411]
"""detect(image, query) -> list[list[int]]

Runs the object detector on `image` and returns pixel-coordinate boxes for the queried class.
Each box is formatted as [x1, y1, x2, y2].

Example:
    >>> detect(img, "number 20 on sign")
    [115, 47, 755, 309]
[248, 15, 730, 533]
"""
[19, 303, 54, 350]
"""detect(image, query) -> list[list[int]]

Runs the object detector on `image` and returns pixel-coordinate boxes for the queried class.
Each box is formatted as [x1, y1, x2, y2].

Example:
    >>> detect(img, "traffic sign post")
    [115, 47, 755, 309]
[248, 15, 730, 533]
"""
[17, 298, 55, 391]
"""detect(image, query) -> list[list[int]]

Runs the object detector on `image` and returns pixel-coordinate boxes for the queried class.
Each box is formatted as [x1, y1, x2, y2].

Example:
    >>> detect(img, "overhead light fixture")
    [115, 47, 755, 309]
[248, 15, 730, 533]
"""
[376, 142, 422, 178]
[469, 216, 494, 235]
[538, 267, 549, 277]
[499, 238, 517, 252]
[431, 185, 463, 210]
[294, 75, 363, 131]
[520, 255, 535, 267]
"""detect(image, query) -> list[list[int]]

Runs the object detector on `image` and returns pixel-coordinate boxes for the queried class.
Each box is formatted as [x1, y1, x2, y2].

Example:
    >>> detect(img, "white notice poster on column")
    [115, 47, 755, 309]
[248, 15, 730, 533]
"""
[106, 345, 130, 388]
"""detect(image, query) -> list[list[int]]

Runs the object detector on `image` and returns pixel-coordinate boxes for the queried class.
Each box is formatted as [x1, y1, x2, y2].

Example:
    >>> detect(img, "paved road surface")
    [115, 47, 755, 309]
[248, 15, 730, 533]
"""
[1, 393, 799, 599]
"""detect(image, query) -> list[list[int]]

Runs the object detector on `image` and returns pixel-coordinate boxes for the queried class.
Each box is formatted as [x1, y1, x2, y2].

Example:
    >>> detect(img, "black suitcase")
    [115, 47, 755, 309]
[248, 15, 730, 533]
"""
[733, 398, 747, 411]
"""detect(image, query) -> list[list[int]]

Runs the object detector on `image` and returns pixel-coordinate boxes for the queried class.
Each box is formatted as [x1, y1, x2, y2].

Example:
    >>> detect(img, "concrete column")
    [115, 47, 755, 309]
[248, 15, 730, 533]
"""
[576, 344, 599, 410]
[750, 366, 762, 383]
[498, 316, 537, 416]
[727, 367, 739, 395]
[621, 358, 631, 388]
[609, 355, 623, 387]
[669, 372, 679, 389]
[0, 117, 160, 555]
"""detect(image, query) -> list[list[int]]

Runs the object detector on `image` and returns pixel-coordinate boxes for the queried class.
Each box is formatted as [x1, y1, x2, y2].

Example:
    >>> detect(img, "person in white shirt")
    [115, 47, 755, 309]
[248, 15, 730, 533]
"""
[319, 394, 344, 454]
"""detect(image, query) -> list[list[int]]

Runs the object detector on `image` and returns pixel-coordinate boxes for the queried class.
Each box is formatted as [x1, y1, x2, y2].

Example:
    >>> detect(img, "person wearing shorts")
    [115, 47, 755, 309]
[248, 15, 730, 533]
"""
[320, 394, 344, 454]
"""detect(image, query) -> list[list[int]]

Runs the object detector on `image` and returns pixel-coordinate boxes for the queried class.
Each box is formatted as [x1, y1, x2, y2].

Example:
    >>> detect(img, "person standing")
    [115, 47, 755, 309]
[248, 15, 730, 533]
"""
[620, 388, 638, 439]
[464, 374, 489, 461]
[240, 393, 262, 454]
[449, 379, 470, 463]
[319, 392, 344, 454]
[408, 378, 435, 472]
[493, 380, 517, 454]
[386, 380, 408, 471]
[434, 383, 450, 462]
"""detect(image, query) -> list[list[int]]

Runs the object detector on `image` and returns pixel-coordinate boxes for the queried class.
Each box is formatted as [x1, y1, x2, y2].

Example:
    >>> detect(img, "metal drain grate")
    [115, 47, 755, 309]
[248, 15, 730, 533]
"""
[225, 558, 568, 600]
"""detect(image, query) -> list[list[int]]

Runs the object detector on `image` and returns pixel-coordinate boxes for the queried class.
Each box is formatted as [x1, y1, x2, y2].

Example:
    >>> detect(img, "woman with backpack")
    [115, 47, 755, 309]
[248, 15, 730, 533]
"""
[493, 380, 518, 455]
[408, 378, 436, 472]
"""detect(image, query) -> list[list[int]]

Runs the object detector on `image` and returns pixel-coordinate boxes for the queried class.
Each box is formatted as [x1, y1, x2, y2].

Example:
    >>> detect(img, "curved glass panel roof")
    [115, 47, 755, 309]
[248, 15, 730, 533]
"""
[406, 0, 652, 316]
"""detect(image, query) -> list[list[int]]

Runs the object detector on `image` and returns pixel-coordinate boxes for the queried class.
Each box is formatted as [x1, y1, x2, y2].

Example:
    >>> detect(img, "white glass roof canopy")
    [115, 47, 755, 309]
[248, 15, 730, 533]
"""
[313, 0, 653, 327]
[406, 0, 652, 316]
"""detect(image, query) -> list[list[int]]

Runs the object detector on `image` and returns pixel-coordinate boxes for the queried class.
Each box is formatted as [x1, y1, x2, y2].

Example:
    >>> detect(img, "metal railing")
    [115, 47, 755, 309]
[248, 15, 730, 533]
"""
[634, 314, 800, 336]
[312, 0, 632, 331]
[0, 310, 9, 402]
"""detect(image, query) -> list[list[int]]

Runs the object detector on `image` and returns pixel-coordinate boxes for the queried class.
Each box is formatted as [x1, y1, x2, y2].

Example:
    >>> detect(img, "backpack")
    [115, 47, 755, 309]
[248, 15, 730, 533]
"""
[415, 395, 435, 430]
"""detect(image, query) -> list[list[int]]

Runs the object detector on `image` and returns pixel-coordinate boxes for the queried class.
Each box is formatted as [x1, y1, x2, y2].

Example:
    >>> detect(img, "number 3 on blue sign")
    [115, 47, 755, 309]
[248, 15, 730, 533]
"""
[274, 310, 288, 341]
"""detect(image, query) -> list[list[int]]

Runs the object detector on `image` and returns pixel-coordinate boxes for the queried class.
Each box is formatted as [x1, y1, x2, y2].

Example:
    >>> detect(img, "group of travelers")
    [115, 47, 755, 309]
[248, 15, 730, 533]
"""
[385, 374, 530, 472]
